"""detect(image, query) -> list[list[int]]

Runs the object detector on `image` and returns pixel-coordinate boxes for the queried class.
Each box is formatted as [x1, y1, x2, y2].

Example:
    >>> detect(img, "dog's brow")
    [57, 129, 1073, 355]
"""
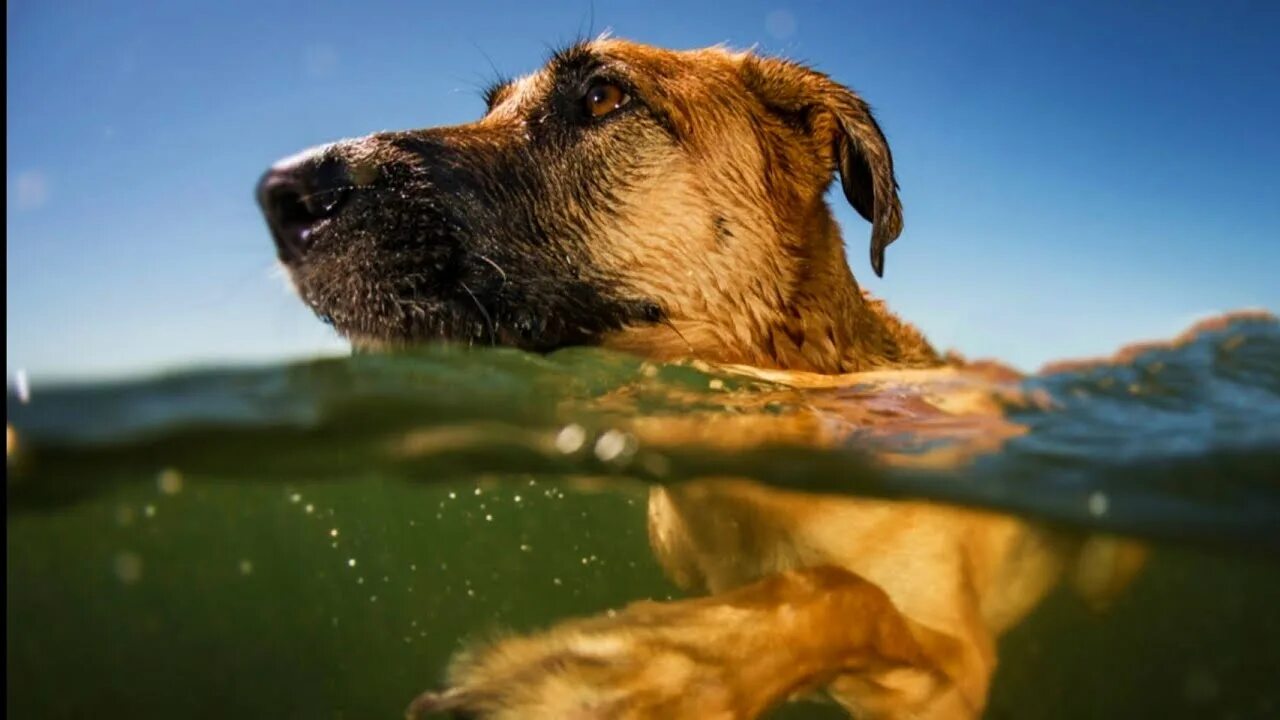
[549, 42, 597, 72]
[483, 79, 514, 109]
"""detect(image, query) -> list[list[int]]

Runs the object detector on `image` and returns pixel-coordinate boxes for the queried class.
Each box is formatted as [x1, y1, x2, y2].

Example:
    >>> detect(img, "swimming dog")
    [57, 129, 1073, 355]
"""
[259, 37, 1142, 719]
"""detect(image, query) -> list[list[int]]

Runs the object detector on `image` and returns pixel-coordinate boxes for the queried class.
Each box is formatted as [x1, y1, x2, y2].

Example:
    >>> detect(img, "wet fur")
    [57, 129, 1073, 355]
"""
[280, 39, 936, 373]
[269, 38, 1144, 719]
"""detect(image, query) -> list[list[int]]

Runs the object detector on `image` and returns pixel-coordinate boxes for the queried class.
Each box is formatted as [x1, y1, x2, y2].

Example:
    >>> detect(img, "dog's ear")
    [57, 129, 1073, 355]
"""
[740, 55, 902, 277]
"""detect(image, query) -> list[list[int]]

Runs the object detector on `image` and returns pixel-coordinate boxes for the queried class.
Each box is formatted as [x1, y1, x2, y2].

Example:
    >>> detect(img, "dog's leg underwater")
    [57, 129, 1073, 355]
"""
[406, 564, 986, 719]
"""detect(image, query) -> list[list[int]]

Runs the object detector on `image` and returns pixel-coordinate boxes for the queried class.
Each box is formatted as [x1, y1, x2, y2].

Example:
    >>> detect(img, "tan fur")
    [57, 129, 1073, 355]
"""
[519, 40, 941, 373]
[402, 39, 1147, 719]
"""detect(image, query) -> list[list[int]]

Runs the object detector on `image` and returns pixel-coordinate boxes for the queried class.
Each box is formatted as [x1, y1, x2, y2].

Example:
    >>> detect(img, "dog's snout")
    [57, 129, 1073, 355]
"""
[257, 153, 352, 261]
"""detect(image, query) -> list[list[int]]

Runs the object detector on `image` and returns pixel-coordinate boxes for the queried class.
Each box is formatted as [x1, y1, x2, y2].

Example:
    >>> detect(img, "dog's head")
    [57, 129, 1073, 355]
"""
[258, 38, 905, 366]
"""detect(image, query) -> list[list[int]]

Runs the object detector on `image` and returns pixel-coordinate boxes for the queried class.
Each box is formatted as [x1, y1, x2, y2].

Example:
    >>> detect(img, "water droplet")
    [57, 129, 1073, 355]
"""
[1087, 491, 1109, 517]
[330, 528, 339, 538]
[157, 468, 183, 495]
[347, 558, 357, 567]
[12, 370, 31, 404]
[289, 493, 302, 504]
[555, 424, 587, 454]
[239, 560, 254, 576]
[594, 429, 636, 463]
[305, 504, 315, 514]
[143, 504, 157, 518]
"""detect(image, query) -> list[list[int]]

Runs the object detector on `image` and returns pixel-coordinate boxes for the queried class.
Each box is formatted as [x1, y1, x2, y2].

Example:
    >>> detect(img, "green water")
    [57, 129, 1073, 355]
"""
[8, 315, 1280, 718]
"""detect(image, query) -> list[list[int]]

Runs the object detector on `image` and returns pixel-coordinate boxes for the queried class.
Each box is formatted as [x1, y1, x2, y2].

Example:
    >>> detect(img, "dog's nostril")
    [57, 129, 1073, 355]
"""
[264, 182, 346, 227]
[265, 184, 310, 225]
[256, 155, 352, 260]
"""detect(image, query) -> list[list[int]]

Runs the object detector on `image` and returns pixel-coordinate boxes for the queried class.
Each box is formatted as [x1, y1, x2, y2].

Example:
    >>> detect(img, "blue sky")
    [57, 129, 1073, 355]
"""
[7, 0, 1279, 380]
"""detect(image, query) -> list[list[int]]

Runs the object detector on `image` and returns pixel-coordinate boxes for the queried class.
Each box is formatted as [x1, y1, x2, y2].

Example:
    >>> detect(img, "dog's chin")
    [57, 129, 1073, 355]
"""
[329, 316, 507, 352]
[292, 278, 568, 353]
[282, 241, 667, 354]
[346, 333, 411, 353]
[283, 262, 492, 348]
[304, 295, 503, 350]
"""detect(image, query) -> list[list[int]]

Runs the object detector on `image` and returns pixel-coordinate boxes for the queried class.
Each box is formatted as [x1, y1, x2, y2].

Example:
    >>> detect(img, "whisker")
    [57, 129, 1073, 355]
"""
[293, 184, 374, 205]
[476, 254, 508, 289]
[460, 282, 497, 346]
[662, 317, 701, 361]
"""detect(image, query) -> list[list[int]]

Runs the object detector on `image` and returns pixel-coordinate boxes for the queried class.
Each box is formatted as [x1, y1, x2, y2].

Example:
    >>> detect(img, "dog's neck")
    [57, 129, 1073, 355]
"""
[766, 209, 941, 373]
[602, 209, 942, 374]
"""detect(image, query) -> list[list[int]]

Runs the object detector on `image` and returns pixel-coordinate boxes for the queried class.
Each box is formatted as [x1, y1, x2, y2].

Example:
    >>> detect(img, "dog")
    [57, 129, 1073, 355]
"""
[258, 37, 1144, 719]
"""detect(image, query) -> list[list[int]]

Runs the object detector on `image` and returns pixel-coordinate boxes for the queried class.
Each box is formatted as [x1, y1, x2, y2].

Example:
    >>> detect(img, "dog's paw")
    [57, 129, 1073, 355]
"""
[404, 599, 763, 720]
[405, 567, 968, 720]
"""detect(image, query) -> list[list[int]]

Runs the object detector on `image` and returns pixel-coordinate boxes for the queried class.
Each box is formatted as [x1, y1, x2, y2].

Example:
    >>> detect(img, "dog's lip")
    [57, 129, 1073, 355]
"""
[273, 217, 337, 264]
[295, 218, 331, 244]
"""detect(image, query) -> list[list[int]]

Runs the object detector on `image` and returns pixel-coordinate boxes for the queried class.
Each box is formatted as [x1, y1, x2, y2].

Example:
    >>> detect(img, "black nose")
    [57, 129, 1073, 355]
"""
[256, 153, 352, 261]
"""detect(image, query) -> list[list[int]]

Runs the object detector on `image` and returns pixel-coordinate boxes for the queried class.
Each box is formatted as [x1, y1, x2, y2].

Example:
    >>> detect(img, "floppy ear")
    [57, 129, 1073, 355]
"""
[740, 55, 903, 277]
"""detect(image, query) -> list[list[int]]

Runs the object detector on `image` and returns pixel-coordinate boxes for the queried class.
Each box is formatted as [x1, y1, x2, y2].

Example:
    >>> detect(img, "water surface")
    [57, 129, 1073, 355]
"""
[7, 313, 1280, 718]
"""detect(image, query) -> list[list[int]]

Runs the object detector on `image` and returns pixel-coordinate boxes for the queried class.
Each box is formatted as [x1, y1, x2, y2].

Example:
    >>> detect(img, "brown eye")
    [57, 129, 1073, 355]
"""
[584, 82, 629, 118]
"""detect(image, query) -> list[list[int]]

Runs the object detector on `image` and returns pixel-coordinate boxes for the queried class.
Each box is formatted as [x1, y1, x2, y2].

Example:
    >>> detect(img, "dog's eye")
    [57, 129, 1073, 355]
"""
[583, 82, 629, 119]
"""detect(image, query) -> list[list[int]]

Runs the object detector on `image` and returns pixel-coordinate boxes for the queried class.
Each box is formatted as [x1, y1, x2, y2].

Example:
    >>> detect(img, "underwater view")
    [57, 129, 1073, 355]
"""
[7, 312, 1280, 719]
[10, 1, 1280, 718]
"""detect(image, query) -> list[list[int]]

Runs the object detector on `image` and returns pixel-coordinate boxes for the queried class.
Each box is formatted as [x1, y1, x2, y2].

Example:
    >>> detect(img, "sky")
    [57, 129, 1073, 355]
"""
[7, 0, 1279, 381]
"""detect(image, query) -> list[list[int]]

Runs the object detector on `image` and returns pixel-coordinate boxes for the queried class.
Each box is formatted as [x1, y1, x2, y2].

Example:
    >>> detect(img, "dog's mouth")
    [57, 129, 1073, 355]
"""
[284, 238, 662, 352]
[258, 150, 512, 347]
[282, 211, 506, 348]
[264, 181, 663, 352]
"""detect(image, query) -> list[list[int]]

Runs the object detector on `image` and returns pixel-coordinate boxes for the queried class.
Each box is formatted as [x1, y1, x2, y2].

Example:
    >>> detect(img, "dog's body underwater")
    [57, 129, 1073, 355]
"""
[259, 37, 1145, 719]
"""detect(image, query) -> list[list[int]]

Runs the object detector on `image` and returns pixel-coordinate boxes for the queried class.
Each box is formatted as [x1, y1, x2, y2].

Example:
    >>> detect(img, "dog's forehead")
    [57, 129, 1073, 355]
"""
[589, 39, 745, 82]
[588, 38, 731, 65]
